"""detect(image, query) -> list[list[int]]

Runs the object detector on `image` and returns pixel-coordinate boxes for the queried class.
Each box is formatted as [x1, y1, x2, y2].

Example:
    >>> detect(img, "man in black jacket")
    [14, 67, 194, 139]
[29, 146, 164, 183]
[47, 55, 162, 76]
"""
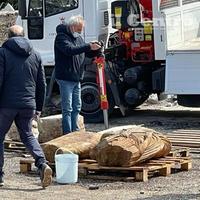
[54, 15, 101, 134]
[0, 25, 52, 188]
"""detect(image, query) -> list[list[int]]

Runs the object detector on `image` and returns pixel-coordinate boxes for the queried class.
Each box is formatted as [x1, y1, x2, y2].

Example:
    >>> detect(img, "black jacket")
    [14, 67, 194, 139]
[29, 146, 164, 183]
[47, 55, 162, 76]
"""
[54, 24, 91, 82]
[0, 37, 46, 111]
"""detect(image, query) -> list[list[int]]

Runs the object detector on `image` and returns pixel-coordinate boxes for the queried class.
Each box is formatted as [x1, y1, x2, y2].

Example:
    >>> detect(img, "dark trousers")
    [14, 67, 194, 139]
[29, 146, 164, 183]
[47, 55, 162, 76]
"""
[0, 108, 46, 175]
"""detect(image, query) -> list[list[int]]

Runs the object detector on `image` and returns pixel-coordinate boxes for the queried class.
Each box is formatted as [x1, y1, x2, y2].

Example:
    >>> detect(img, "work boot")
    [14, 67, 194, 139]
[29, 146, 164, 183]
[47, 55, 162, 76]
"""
[0, 174, 4, 187]
[39, 163, 52, 188]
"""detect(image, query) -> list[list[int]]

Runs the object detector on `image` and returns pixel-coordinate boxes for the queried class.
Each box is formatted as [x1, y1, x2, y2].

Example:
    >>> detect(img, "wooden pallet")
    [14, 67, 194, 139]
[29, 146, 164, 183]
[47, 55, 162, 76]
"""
[79, 156, 192, 182]
[168, 147, 189, 157]
[166, 130, 200, 148]
[4, 140, 26, 152]
[20, 159, 35, 173]
[19, 147, 192, 182]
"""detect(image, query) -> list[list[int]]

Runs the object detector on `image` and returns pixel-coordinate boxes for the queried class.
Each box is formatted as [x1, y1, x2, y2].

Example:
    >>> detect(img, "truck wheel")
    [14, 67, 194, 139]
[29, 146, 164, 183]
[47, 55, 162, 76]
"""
[126, 93, 149, 109]
[81, 72, 114, 123]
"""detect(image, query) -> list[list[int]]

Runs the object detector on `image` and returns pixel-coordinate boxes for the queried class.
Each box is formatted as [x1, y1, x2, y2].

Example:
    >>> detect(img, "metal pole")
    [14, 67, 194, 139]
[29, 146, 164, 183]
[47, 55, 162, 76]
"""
[103, 109, 109, 129]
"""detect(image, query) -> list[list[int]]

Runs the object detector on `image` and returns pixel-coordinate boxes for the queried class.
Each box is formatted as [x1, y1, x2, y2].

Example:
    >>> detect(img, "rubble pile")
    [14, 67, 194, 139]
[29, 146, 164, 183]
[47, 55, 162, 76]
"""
[0, 10, 17, 45]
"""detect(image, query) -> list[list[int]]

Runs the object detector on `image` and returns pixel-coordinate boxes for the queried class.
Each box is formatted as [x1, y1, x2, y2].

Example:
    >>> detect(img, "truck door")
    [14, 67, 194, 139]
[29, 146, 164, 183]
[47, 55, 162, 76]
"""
[28, 0, 44, 40]
[26, 0, 83, 66]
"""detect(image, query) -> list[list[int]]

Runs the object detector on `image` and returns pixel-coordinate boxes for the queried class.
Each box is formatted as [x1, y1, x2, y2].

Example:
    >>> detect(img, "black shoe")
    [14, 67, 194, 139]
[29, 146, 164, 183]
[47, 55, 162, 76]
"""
[39, 163, 52, 188]
[0, 175, 4, 187]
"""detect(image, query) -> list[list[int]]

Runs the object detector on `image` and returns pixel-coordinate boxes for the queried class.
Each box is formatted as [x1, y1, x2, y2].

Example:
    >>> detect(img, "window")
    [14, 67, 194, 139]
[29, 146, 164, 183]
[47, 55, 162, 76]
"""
[29, 0, 43, 17]
[45, 0, 78, 17]
[160, 0, 179, 10]
[182, 0, 200, 5]
[28, 0, 44, 39]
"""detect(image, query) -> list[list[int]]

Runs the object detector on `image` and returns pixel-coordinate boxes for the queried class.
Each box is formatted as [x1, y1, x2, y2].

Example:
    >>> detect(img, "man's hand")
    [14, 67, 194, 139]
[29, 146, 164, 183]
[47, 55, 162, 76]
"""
[90, 40, 101, 45]
[90, 42, 101, 51]
[33, 111, 41, 121]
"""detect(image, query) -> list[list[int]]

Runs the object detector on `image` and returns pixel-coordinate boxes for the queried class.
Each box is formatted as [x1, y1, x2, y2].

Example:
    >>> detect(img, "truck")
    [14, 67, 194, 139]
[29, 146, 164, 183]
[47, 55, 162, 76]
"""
[16, 0, 200, 122]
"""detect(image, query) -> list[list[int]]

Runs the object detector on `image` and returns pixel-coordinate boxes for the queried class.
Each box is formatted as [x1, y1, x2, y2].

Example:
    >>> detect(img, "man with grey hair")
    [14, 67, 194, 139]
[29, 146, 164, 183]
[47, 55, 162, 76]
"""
[54, 15, 101, 134]
[0, 25, 52, 188]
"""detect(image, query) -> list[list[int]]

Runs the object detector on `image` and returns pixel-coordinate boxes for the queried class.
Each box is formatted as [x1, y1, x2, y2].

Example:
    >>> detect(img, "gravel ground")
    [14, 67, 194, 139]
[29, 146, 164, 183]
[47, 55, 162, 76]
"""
[1, 102, 200, 200]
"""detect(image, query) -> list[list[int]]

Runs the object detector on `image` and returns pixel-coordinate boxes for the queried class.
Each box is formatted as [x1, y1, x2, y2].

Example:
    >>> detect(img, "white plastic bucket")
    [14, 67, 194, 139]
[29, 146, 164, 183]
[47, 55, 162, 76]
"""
[55, 150, 79, 184]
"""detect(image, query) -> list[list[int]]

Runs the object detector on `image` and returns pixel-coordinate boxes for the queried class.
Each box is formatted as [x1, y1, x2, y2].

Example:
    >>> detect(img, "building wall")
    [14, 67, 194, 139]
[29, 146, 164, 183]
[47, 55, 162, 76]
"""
[0, 11, 17, 45]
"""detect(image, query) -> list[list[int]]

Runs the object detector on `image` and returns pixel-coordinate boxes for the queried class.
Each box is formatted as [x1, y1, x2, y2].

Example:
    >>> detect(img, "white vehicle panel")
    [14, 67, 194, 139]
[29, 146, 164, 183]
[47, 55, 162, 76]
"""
[163, 2, 200, 50]
[164, 1, 200, 95]
[165, 50, 200, 94]
[152, 0, 166, 61]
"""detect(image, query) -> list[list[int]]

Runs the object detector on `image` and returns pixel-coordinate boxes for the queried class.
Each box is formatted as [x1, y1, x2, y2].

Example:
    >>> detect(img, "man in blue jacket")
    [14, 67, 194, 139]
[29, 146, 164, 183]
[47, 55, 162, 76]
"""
[0, 25, 52, 188]
[54, 15, 101, 134]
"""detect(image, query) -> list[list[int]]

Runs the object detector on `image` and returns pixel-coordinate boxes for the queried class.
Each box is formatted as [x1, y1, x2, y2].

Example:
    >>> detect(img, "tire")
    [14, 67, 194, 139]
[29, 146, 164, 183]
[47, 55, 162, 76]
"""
[126, 93, 149, 109]
[81, 72, 114, 123]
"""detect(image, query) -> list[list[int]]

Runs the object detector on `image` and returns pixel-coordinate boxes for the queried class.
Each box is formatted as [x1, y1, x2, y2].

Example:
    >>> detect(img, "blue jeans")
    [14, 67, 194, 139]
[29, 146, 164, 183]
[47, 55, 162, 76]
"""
[56, 80, 82, 134]
[0, 108, 46, 174]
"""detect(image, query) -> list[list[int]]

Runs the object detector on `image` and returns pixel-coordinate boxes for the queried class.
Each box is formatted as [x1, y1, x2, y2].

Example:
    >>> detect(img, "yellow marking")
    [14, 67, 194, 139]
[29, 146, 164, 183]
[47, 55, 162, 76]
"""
[115, 7, 122, 17]
[116, 18, 121, 29]
[101, 95, 107, 101]
[145, 35, 152, 41]
[144, 22, 153, 34]
[124, 32, 130, 39]
[97, 63, 103, 69]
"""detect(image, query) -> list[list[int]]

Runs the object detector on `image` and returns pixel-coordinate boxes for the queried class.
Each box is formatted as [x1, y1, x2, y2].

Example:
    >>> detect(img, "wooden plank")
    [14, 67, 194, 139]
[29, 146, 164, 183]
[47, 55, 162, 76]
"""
[169, 137, 200, 141]
[181, 161, 192, 171]
[170, 143, 200, 148]
[6, 146, 26, 151]
[169, 148, 190, 157]
[79, 163, 150, 171]
[167, 135, 200, 139]
[5, 149, 26, 153]
[158, 158, 185, 163]
[164, 156, 191, 160]
[168, 138, 200, 142]
[170, 142, 200, 147]
[20, 159, 34, 164]
[135, 169, 148, 182]
[149, 160, 175, 164]
[4, 140, 24, 146]
[170, 141, 200, 145]
[173, 130, 200, 133]
[79, 159, 97, 164]
[146, 162, 168, 166]
[167, 133, 200, 136]
[171, 147, 190, 150]
[19, 159, 34, 173]
[20, 164, 32, 173]
[4, 140, 26, 152]
[159, 165, 171, 176]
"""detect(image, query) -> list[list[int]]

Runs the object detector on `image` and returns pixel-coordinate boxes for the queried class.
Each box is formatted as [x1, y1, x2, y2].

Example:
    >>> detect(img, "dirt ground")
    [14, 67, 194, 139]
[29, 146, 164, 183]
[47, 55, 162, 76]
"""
[1, 99, 200, 200]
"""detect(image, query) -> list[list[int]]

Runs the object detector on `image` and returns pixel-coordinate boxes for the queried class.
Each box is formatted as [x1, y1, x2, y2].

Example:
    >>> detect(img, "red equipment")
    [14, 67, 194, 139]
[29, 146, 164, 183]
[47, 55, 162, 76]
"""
[111, 0, 154, 63]
[95, 56, 109, 128]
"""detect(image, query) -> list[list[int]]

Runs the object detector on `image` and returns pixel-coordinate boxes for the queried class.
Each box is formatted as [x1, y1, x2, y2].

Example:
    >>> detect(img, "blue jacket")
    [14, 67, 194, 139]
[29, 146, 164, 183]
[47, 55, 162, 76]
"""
[0, 37, 46, 111]
[54, 24, 91, 82]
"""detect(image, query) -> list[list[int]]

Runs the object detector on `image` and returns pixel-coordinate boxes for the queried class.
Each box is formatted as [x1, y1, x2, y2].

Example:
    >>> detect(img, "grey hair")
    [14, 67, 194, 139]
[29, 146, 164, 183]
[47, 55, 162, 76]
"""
[67, 15, 84, 26]
[8, 25, 24, 38]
